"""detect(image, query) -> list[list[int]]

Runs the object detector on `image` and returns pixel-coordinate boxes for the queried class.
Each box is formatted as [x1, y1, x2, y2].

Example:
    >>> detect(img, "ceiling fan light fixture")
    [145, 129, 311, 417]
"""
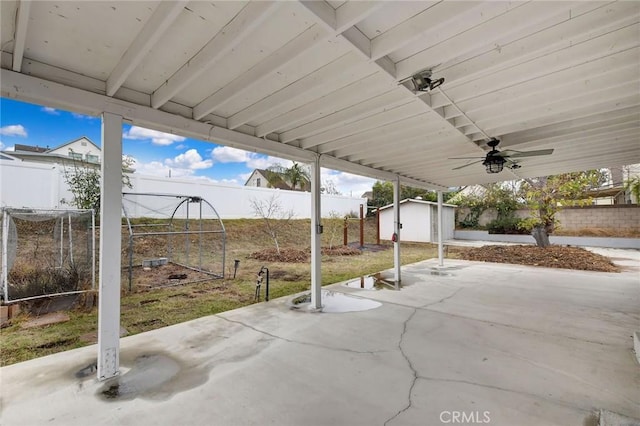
[483, 155, 505, 173]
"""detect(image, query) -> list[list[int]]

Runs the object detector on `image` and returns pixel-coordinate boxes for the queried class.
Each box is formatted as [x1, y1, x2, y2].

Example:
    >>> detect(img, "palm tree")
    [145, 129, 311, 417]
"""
[284, 162, 310, 191]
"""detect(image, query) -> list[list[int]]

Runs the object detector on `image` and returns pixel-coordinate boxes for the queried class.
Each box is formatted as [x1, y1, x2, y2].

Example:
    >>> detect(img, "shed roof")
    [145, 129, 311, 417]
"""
[378, 198, 457, 212]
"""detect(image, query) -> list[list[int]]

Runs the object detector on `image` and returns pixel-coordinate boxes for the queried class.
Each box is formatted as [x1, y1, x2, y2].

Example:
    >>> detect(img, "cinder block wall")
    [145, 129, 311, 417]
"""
[555, 205, 640, 230]
[456, 205, 640, 231]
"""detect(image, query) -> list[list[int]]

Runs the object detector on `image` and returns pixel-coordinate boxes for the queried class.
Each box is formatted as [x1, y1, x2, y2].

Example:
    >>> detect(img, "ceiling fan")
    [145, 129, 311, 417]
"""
[449, 138, 554, 174]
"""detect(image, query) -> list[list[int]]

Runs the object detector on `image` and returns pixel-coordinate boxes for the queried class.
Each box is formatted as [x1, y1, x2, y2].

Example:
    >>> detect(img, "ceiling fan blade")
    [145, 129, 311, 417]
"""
[448, 156, 484, 160]
[452, 160, 483, 170]
[503, 149, 554, 158]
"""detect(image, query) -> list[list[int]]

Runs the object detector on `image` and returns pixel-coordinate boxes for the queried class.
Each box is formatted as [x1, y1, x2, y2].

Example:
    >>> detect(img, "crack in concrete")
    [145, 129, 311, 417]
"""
[416, 375, 596, 413]
[215, 315, 385, 355]
[384, 308, 418, 426]
[421, 286, 465, 308]
[417, 307, 626, 348]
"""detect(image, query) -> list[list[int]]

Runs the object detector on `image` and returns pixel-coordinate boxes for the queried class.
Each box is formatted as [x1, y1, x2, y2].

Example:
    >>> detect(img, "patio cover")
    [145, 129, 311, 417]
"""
[2, 0, 639, 379]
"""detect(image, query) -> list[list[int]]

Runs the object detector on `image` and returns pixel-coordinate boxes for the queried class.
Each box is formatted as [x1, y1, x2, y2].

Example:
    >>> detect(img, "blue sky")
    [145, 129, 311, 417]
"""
[0, 98, 375, 196]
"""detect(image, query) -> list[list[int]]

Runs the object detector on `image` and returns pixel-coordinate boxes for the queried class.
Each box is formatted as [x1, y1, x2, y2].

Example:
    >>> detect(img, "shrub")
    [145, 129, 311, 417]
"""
[486, 217, 528, 235]
[459, 214, 481, 229]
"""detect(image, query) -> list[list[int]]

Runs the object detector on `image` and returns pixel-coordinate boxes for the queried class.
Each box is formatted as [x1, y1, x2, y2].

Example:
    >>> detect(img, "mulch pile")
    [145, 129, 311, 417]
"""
[249, 246, 362, 262]
[457, 245, 620, 273]
[321, 246, 362, 256]
[249, 248, 309, 262]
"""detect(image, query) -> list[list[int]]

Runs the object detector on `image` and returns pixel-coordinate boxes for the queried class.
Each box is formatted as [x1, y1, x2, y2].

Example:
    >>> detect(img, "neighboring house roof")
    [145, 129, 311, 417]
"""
[361, 191, 373, 200]
[378, 198, 457, 212]
[589, 186, 626, 198]
[3, 150, 88, 164]
[0, 152, 19, 161]
[14, 143, 48, 153]
[46, 136, 100, 154]
[244, 169, 293, 190]
[1, 137, 134, 172]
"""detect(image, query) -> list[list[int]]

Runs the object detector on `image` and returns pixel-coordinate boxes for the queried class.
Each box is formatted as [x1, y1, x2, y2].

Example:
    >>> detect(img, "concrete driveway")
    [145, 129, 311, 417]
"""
[1, 257, 638, 426]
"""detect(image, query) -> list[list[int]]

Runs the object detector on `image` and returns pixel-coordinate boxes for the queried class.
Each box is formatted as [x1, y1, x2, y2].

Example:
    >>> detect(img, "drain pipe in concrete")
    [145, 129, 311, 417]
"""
[437, 190, 444, 267]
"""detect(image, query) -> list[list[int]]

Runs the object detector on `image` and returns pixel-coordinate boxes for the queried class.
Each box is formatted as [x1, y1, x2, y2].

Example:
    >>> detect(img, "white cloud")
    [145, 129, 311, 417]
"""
[249, 156, 293, 170]
[210, 146, 293, 170]
[42, 107, 60, 115]
[0, 125, 27, 137]
[0, 141, 4, 150]
[175, 144, 187, 150]
[131, 149, 212, 179]
[71, 112, 97, 120]
[131, 159, 179, 178]
[321, 169, 375, 197]
[211, 146, 251, 163]
[165, 149, 212, 170]
[123, 126, 186, 146]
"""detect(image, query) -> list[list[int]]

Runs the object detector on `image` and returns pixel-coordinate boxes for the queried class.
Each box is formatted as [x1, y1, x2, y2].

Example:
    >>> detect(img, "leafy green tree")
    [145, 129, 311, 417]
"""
[371, 181, 394, 210]
[484, 183, 521, 220]
[370, 181, 457, 216]
[625, 176, 640, 203]
[61, 152, 134, 211]
[519, 170, 605, 247]
[454, 193, 487, 228]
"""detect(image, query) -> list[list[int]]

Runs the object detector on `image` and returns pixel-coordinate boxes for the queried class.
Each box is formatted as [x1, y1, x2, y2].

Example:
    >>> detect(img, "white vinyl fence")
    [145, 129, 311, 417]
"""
[0, 160, 366, 218]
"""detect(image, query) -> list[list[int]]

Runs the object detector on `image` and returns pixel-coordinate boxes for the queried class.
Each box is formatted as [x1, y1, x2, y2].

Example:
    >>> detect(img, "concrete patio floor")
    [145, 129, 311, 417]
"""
[1, 257, 639, 426]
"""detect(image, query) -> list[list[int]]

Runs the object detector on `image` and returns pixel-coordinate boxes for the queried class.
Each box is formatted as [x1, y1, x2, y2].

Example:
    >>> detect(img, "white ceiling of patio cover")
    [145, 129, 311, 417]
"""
[1, 1, 639, 188]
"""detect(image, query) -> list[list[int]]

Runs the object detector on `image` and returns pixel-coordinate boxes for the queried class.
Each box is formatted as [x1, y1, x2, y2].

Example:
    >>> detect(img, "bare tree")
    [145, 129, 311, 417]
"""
[250, 195, 294, 255]
[323, 211, 344, 249]
[321, 180, 341, 195]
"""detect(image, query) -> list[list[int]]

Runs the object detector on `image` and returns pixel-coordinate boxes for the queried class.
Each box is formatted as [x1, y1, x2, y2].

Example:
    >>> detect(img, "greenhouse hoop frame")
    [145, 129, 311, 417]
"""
[122, 192, 226, 291]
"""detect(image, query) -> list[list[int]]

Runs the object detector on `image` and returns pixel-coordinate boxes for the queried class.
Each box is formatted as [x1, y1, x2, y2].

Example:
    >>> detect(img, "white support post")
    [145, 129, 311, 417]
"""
[91, 211, 96, 289]
[310, 155, 322, 310]
[68, 213, 74, 264]
[1, 211, 9, 300]
[59, 217, 64, 268]
[97, 112, 123, 381]
[437, 190, 444, 267]
[393, 177, 401, 284]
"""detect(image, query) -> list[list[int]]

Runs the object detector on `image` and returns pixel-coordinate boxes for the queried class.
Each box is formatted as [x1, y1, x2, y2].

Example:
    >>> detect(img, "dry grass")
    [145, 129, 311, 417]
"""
[1, 218, 441, 366]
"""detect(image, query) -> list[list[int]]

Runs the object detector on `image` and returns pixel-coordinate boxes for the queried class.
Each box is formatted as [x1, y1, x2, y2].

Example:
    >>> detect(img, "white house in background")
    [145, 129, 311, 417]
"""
[378, 198, 457, 243]
[244, 169, 295, 190]
[1, 137, 101, 167]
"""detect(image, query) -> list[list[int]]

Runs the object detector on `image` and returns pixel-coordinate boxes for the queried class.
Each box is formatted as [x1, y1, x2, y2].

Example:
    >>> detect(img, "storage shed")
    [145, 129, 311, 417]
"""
[379, 199, 456, 243]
